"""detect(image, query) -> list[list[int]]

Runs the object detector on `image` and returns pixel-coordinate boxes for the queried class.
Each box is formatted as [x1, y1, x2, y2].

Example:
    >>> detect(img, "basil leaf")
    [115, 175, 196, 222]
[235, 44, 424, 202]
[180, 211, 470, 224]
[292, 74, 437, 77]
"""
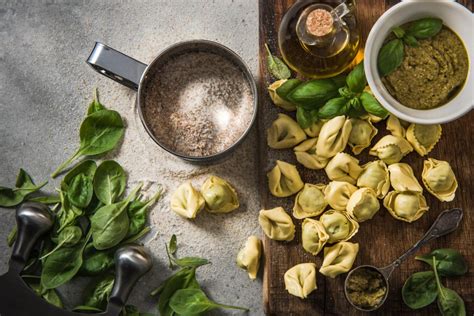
[331, 74, 347, 88]
[51, 108, 125, 178]
[93, 160, 127, 205]
[318, 97, 348, 119]
[407, 17, 443, 39]
[169, 288, 248, 314]
[377, 38, 404, 76]
[276, 78, 302, 101]
[416, 249, 468, 277]
[83, 274, 115, 310]
[346, 61, 366, 93]
[402, 271, 437, 309]
[403, 34, 419, 47]
[346, 97, 366, 118]
[173, 257, 210, 269]
[87, 88, 105, 115]
[265, 44, 291, 80]
[287, 79, 339, 109]
[40, 225, 82, 260]
[392, 26, 405, 39]
[126, 189, 161, 238]
[360, 92, 389, 118]
[296, 107, 318, 129]
[0, 169, 47, 207]
[169, 234, 177, 255]
[339, 86, 356, 99]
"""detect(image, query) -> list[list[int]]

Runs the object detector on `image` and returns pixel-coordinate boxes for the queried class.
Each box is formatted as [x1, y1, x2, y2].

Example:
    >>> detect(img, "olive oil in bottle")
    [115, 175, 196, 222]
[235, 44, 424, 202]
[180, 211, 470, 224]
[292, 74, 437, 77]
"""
[278, 0, 360, 78]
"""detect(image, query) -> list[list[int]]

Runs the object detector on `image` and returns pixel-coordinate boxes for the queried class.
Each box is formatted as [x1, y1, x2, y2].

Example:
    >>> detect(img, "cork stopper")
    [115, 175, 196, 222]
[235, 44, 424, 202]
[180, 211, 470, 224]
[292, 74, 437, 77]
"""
[305, 9, 334, 37]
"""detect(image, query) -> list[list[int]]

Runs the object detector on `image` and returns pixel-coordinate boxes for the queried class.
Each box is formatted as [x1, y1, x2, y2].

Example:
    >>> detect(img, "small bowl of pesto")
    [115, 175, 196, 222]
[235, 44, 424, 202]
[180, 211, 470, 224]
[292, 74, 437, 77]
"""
[364, 1, 473, 124]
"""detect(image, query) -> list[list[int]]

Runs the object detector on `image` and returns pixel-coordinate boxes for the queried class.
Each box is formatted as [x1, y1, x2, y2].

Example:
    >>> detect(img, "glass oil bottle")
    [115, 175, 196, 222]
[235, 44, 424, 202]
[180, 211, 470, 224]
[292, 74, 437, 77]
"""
[278, 0, 361, 78]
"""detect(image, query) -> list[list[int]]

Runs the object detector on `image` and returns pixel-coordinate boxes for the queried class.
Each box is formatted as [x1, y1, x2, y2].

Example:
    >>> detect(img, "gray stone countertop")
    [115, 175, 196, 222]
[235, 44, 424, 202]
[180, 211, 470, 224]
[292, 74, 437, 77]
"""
[0, 1, 263, 315]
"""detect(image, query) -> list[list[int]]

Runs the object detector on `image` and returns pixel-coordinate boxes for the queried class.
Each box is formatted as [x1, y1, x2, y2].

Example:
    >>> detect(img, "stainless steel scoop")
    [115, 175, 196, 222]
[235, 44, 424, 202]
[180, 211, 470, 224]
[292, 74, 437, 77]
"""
[344, 208, 464, 312]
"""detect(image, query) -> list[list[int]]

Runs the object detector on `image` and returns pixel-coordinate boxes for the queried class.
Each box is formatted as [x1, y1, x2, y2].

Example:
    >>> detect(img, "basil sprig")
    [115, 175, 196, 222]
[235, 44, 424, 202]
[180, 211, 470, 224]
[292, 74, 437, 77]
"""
[378, 17, 443, 76]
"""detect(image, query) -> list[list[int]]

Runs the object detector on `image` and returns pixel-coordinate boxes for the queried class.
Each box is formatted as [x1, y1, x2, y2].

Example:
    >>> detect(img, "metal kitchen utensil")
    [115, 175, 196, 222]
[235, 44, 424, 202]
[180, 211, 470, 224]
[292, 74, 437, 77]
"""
[87, 40, 258, 163]
[0, 202, 153, 316]
[344, 208, 463, 312]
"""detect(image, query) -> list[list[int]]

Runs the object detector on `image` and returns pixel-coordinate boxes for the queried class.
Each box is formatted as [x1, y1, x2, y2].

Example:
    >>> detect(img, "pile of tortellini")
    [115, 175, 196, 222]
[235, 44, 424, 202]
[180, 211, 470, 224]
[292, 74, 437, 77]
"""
[262, 94, 458, 299]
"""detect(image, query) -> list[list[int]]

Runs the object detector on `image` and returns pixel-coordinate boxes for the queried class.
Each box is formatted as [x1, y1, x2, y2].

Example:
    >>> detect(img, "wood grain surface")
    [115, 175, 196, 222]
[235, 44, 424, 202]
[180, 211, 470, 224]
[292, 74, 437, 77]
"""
[258, 1, 473, 315]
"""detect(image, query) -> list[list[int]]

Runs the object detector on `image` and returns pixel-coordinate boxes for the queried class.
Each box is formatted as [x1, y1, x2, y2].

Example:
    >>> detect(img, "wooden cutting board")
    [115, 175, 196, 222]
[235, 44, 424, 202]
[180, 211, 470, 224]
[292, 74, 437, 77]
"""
[258, 1, 474, 315]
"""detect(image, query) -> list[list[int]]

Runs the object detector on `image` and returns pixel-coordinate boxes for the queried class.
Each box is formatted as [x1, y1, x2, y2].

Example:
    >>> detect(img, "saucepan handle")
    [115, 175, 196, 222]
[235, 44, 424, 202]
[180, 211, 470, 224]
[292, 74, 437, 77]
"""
[106, 244, 153, 315]
[10, 202, 53, 273]
[87, 42, 148, 91]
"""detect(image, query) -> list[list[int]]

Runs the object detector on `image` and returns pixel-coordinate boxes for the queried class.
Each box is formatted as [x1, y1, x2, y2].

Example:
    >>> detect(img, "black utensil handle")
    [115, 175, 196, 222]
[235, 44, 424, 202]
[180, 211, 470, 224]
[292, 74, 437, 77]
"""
[10, 202, 53, 273]
[106, 244, 152, 313]
[87, 42, 147, 90]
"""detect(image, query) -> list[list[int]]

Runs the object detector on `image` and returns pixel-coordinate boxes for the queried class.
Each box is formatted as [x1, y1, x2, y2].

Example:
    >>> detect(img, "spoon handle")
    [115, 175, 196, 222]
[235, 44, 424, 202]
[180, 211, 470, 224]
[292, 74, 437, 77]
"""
[379, 208, 463, 279]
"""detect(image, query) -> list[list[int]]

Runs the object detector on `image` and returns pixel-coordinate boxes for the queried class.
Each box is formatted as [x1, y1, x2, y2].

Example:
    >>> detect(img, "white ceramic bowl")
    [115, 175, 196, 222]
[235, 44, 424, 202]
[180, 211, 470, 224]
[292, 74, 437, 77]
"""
[364, 0, 473, 124]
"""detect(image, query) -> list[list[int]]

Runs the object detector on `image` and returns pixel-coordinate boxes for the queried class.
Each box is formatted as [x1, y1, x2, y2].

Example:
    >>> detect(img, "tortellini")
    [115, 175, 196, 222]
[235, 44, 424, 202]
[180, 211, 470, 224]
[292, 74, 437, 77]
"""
[422, 158, 458, 202]
[170, 182, 205, 219]
[236, 236, 262, 280]
[258, 207, 295, 241]
[319, 242, 359, 278]
[386, 115, 406, 138]
[284, 263, 317, 299]
[267, 160, 304, 197]
[346, 188, 380, 222]
[268, 80, 297, 111]
[201, 176, 239, 213]
[304, 120, 325, 137]
[406, 124, 442, 156]
[348, 118, 378, 155]
[357, 160, 390, 199]
[267, 114, 306, 149]
[383, 191, 429, 223]
[369, 135, 413, 165]
[302, 219, 329, 256]
[316, 115, 352, 159]
[294, 138, 328, 170]
[324, 152, 363, 185]
[324, 181, 358, 211]
[293, 183, 327, 219]
[320, 210, 359, 243]
[387, 163, 423, 193]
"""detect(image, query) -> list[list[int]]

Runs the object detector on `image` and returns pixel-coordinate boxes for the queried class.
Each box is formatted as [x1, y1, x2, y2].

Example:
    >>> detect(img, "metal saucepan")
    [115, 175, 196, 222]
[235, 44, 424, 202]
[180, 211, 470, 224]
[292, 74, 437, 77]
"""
[86, 40, 258, 163]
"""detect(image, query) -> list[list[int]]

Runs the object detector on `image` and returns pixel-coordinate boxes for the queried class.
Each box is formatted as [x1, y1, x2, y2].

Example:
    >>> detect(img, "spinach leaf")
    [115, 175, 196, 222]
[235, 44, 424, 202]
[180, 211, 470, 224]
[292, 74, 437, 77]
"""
[296, 106, 318, 129]
[83, 274, 115, 310]
[318, 97, 348, 119]
[407, 17, 443, 39]
[416, 249, 468, 277]
[51, 109, 125, 178]
[174, 257, 211, 269]
[276, 78, 302, 101]
[28, 195, 61, 205]
[87, 88, 105, 115]
[90, 184, 141, 250]
[40, 231, 91, 289]
[67, 174, 94, 208]
[433, 257, 466, 316]
[63, 160, 97, 184]
[80, 244, 115, 276]
[40, 225, 82, 260]
[0, 169, 47, 207]
[126, 189, 161, 238]
[93, 160, 127, 205]
[360, 91, 389, 118]
[287, 79, 339, 109]
[377, 38, 404, 76]
[56, 190, 83, 233]
[169, 288, 248, 314]
[402, 271, 437, 309]
[346, 61, 366, 93]
[265, 44, 291, 80]
[24, 277, 64, 308]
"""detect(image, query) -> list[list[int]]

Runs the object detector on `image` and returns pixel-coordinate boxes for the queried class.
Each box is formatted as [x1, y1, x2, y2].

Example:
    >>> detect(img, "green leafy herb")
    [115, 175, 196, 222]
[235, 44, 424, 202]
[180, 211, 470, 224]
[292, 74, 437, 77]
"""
[169, 288, 249, 314]
[79, 245, 115, 276]
[407, 17, 443, 39]
[28, 195, 61, 204]
[276, 78, 302, 102]
[24, 276, 64, 308]
[296, 107, 318, 129]
[360, 91, 389, 118]
[51, 108, 125, 178]
[169, 234, 177, 255]
[392, 26, 405, 39]
[126, 188, 162, 238]
[287, 79, 339, 109]
[416, 249, 468, 277]
[403, 34, 419, 47]
[173, 257, 210, 269]
[67, 174, 94, 208]
[318, 97, 347, 119]
[402, 271, 438, 309]
[7, 225, 17, 247]
[346, 61, 366, 93]
[433, 257, 466, 316]
[265, 43, 291, 80]
[331, 74, 347, 88]
[0, 169, 47, 207]
[378, 38, 404, 76]
[82, 274, 115, 310]
[40, 225, 82, 260]
[87, 88, 105, 115]
[93, 160, 127, 205]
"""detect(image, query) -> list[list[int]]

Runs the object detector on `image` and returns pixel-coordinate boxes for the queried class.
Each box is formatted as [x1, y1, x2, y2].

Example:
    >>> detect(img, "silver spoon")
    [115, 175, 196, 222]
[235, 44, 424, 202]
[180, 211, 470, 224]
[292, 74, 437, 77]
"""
[344, 208, 463, 312]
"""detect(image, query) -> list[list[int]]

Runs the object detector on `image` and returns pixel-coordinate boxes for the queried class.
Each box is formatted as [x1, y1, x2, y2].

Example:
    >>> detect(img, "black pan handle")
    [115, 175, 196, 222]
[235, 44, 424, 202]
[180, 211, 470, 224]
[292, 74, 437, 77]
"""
[106, 244, 153, 315]
[87, 42, 147, 91]
[10, 202, 53, 273]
